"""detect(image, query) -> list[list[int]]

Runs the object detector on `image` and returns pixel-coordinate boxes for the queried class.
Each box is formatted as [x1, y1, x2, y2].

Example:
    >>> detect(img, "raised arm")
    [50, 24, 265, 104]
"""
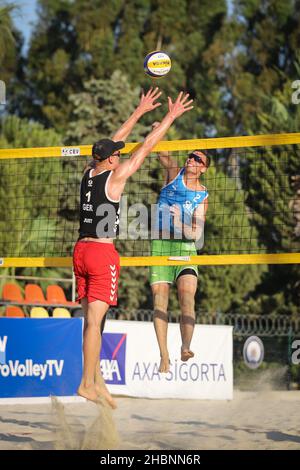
[110, 93, 193, 190]
[157, 151, 180, 185]
[112, 87, 162, 143]
[151, 121, 180, 183]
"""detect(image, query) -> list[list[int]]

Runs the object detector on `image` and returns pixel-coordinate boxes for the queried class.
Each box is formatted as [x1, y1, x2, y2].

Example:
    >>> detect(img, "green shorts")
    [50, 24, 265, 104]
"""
[149, 239, 198, 285]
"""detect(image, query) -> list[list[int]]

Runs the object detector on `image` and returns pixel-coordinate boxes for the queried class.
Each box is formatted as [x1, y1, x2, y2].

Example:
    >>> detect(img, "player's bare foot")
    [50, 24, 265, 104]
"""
[77, 383, 99, 403]
[181, 349, 194, 362]
[159, 355, 170, 373]
[95, 383, 117, 409]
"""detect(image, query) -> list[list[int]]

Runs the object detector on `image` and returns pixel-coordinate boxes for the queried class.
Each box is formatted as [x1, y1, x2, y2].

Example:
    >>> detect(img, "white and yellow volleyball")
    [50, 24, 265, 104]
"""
[144, 51, 171, 78]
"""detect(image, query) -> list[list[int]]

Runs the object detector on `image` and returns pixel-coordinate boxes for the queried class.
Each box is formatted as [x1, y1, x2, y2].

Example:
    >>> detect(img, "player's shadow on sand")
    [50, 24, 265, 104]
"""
[176, 420, 300, 444]
[266, 431, 300, 444]
[0, 433, 34, 443]
[0, 432, 54, 450]
[0, 416, 54, 432]
[131, 414, 300, 445]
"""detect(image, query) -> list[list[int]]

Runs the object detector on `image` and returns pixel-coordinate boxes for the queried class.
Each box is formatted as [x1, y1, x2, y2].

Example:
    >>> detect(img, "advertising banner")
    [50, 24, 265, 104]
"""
[0, 318, 83, 398]
[0, 318, 232, 400]
[101, 320, 233, 400]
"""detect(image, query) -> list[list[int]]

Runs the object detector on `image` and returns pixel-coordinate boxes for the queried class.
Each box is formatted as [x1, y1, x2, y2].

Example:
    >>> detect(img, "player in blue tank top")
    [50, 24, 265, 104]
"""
[156, 167, 209, 238]
[150, 130, 211, 373]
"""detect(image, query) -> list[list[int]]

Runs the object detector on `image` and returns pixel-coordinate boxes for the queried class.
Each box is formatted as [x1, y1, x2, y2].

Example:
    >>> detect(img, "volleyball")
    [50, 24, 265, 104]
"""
[144, 51, 171, 78]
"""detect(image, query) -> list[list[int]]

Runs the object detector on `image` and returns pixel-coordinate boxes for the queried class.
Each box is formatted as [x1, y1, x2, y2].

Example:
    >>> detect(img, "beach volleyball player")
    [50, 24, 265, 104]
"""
[73, 89, 193, 405]
[150, 129, 210, 373]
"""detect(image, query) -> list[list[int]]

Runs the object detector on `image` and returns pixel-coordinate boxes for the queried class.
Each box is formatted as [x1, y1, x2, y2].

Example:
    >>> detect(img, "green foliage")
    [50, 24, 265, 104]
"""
[236, 48, 300, 315]
[20, 0, 227, 134]
[0, 114, 66, 283]
[0, 114, 61, 148]
[66, 71, 147, 144]
[0, 3, 17, 80]
[2, 0, 299, 315]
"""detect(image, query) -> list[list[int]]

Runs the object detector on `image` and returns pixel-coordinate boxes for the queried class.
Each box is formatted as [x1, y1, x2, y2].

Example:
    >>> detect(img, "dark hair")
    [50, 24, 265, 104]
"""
[190, 150, 211, 168]
[204, 153, 211, 168]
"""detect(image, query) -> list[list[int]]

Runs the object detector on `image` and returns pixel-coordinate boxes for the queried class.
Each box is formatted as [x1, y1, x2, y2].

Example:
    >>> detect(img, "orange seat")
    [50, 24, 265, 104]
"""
[2, 283, 23, 302]
[25, 284, 47, 304]
[5, 306, 25, 318]
[47, 285, 67, 303]
[47, 285, 78, 306]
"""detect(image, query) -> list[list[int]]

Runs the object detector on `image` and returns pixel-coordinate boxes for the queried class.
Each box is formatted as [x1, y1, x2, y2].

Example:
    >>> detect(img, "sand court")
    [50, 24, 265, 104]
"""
[0, 391, 299, 450]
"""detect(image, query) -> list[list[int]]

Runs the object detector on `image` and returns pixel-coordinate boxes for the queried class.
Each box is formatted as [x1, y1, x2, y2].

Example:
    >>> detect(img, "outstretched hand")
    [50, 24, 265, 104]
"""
[138, 87, 162, 115]
[168, 92, 193, 119]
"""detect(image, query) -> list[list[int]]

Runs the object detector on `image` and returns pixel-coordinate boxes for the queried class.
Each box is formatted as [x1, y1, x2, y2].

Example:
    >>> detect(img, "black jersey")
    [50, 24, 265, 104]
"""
[78, 169, 120, 239]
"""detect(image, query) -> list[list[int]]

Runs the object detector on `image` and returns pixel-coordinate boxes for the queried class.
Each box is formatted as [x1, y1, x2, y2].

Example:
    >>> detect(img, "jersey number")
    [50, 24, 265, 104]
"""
[86, 191, 91, 202]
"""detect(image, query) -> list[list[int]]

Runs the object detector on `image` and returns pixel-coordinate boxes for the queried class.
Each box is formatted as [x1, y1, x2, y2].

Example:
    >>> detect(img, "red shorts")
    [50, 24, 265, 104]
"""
[73, 241, 120, 305]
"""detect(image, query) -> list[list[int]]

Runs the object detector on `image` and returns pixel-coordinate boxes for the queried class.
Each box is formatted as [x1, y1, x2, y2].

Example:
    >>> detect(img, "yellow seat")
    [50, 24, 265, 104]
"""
[30, 307, 49, 318]
[52, 307, 71, 318]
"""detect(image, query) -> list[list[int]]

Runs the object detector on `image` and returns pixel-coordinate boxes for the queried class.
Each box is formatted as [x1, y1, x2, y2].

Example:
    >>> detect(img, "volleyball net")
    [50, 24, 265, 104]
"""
[0, 133, 299, 268]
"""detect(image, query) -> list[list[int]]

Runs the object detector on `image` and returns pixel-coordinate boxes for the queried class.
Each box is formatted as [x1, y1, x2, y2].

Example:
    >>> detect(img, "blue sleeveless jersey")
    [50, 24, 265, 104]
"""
[155, 168, 208, 238]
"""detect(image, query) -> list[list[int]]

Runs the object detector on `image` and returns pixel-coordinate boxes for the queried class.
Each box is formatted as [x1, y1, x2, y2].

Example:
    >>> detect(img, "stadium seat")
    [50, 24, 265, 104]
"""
[30, 307, 49, 318]
[5, 306, 25, 317]
[2, 283, 24, 302]
[25, 284, 47, 304]
[52, 307, 71, 318]
[46, 285, 78, 306]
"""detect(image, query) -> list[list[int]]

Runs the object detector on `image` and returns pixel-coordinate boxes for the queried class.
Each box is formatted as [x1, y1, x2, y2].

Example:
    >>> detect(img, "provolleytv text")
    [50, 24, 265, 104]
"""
[0, 335, 64, 379]
[0, 359, 64, 380]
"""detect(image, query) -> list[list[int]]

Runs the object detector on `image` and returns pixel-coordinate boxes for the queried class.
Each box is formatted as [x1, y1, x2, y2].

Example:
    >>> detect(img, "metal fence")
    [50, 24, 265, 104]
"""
[107, 308, 300, 337]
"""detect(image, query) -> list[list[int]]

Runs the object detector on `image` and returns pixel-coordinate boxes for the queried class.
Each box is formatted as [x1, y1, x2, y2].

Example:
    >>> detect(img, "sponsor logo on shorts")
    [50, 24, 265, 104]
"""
[110, 264, 117, 302]
[101, 333, 126, 385]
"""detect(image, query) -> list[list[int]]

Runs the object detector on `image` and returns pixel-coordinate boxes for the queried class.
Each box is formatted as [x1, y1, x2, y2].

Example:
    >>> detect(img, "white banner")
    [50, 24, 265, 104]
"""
[101, 320, 233, 400]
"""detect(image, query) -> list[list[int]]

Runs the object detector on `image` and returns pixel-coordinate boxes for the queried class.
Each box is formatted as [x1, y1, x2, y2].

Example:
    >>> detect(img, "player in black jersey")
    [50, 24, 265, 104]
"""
[73, 88, 194, 405]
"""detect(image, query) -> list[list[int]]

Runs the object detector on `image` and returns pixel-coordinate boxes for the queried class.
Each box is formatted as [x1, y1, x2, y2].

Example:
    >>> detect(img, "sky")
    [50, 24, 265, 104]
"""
[11, 0, 38, 53]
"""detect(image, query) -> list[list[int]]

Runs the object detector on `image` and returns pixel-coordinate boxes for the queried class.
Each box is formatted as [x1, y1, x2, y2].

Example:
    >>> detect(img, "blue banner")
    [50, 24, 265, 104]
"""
[0, 318, 83, 398]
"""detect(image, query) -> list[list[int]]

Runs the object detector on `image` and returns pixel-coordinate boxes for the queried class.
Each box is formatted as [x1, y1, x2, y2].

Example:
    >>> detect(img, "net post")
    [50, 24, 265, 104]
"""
[72, 271, 76, 303]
